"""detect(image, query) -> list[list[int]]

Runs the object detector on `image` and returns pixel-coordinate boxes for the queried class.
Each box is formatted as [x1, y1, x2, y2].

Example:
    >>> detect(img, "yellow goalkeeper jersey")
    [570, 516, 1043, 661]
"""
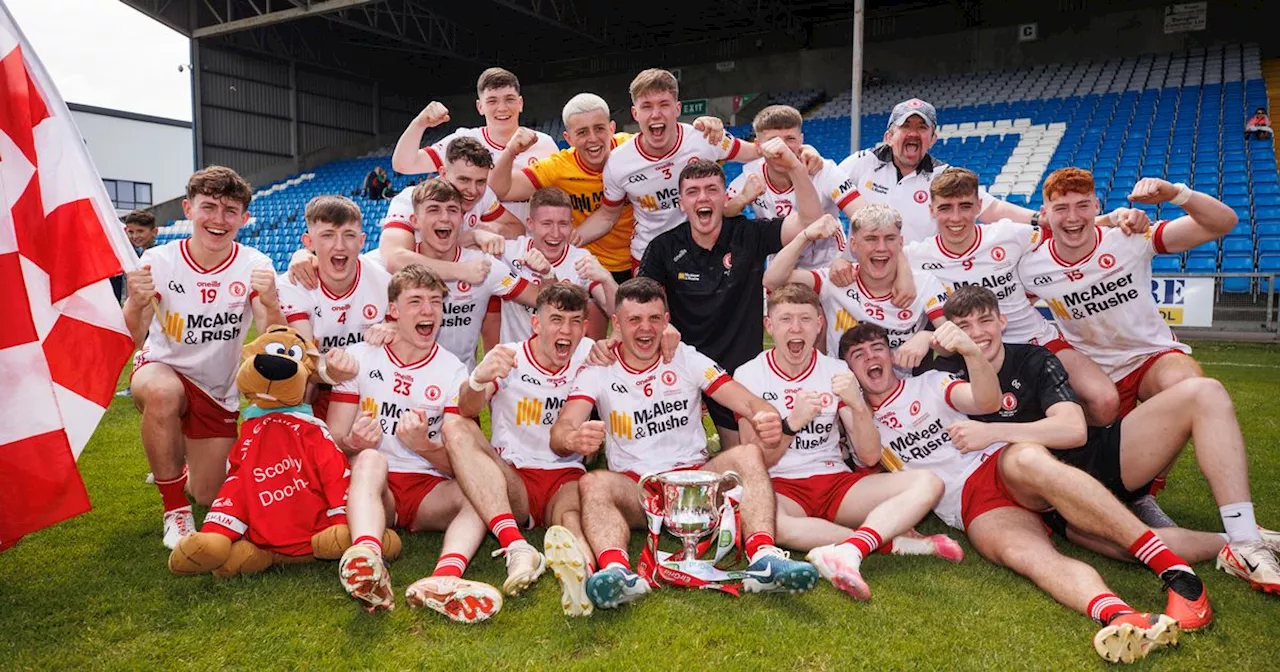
[522, 132, 636, 272]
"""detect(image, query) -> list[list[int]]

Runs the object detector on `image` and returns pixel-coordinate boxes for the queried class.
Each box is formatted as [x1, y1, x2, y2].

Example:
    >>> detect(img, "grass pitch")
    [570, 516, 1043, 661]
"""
[1, 342, 1278, 670]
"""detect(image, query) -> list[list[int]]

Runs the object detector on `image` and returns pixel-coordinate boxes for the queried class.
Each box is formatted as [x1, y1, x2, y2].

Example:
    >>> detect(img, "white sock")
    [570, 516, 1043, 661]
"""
[1220, 502, 1262, 543]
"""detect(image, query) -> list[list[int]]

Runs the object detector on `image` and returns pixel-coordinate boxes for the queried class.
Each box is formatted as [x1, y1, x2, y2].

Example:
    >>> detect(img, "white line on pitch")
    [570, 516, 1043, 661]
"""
[1199, 361, 1280, 369]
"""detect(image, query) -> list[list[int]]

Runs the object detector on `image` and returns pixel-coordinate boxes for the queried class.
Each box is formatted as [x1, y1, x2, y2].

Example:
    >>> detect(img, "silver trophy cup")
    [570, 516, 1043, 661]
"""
[639, 470, 741, 564]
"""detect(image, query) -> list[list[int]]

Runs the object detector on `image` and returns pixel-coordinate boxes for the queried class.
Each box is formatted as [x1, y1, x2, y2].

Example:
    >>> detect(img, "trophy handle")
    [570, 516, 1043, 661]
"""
[637, 472, 659, 507]
[718, 470, 742, 499]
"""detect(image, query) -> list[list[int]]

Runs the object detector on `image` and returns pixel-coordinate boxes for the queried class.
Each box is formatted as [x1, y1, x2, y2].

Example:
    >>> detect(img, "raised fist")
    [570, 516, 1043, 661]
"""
[473, 345, 517, 386]
[740, 173, 765, 202]
[415, 101, 450, 129]
[932, 321, 981, 358]
[460, 258, 492, 285]
[787, 390, 822, 430]
[574, 254, 610, 284]
[507, 127, 538, 155]
[751, 409, 783, 446]
[804, 214, 841, 242]
[760, 137, 801, 172]
[692, 116, 725, 145]
[322, 348, 359, 385]
[250, 268, 279, 309]
[1128, 177, 1180, 205]
[831, 371, 863, 407]
[521, 248, 553, 278]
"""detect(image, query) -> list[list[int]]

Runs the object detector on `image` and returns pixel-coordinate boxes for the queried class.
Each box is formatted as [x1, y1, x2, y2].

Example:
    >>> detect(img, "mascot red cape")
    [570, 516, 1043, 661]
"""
[168, 326, 399, 577]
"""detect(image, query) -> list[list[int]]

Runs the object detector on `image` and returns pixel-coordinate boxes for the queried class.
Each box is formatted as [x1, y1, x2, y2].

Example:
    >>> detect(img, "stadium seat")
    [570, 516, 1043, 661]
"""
[1152, 255, 1182, 273]
[1184, 256, 1217, 273]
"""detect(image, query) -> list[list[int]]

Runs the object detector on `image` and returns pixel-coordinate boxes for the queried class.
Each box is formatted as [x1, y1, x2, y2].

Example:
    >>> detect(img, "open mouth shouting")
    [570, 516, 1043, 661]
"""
[867, 253, 892, 274]
[433, 223, 454, 241]
[647, 121, 667, 143]
[634, 332, 656, 352]
[693, 205, 715, 226]
[415, 319, 436, 341]
[554, 338, 572, 358]
[864, 361, 886, 384]
[786, 338, 807, 357]
[330, 254, 350, 273]
[583, 141, 606, 163]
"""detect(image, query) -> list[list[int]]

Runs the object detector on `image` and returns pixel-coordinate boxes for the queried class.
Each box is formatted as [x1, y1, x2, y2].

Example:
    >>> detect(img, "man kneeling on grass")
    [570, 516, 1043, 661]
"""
[840, 321, 1208, 664]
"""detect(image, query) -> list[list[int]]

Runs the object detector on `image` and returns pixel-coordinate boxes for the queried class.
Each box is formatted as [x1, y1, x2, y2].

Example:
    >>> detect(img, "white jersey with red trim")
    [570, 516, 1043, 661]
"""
[427, 246, 529, 370]
[602, 123, 743, 261]
[427, 126, 559, 221]
[489, 338, 593, 471]
[838, 147, 997, 244]
[498, 236, 604, 343]
[381, 185, 506, 237]
[331, 342, 466, 476]
[810, 268, 948, 355]
[727, 158, 856, 269]
[904, 220, 1059, 345]
[734, 349, 850, 479]
[135, 240, 273, 411]
[870, 370, 1002, 530]
[567, 343, 731, 476]
[1017, 223, 1189, 380]
[277, 258, 392, 353]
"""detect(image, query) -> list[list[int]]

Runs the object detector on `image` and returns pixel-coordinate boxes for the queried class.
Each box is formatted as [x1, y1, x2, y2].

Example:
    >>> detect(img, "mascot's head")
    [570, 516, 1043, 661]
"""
[236, 326, 319, 409]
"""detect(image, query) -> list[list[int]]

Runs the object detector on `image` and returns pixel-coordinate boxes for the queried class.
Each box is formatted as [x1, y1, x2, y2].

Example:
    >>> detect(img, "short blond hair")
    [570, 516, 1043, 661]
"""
[629, 68, 679, 103]
[305, 195, 362, 228]
[753, 105, 803, 134]
[411, 179, 463, 209]
[388, 264, 449, 303]
[850, 203, 903, 235]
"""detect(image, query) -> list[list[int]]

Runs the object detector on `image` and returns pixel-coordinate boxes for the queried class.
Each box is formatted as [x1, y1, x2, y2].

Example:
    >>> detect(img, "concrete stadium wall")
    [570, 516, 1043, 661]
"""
[69, 105, 193, 213]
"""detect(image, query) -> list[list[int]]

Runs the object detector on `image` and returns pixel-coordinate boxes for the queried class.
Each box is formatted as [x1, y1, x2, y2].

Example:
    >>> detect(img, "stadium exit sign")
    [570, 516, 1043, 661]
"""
[681, 99, 707, 116]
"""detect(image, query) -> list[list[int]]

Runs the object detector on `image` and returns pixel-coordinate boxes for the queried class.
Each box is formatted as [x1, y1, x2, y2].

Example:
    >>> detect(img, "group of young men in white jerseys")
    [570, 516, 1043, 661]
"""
[120, 64, 1280, 663]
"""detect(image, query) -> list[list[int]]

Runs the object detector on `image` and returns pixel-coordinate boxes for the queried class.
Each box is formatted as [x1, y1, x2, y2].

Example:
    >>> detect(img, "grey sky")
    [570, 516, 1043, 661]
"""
[7, 0, 191, 121]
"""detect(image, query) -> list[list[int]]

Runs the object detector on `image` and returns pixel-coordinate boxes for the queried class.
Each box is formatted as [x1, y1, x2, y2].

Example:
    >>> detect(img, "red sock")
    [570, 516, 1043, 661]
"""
[842, 527, 883, 558]
[596, 547, 630, 571]
[745, 532, 775, 559]
[353, 535, 382, 557]
[877, 537, 895, 555]
[1149, 477, 1167, 496]
[155, 470, 189, 512]
[488, 513, 525, 549]
[1129, 530, 1194, 576]
[1087, 593, 1136, 625]
[432, 553, 468, 578]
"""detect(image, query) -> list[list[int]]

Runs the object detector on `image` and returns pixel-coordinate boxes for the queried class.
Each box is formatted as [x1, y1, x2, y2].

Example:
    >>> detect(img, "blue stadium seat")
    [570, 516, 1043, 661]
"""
[1258, 238, 1280, 255]
[1222, 237, 1255, 255]
[1152, 255, 1183, 273]
[1186, 241, 1219, 258]
[1185, 256, 1218, 274]
[1259, 254, 1280, 273]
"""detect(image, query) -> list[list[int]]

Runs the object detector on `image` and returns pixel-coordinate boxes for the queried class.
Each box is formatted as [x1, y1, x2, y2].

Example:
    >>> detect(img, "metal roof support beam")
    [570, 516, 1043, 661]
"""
[320, 1, 496, 66]
[192, 0, 380, 37]
[488, 0, 605, 43]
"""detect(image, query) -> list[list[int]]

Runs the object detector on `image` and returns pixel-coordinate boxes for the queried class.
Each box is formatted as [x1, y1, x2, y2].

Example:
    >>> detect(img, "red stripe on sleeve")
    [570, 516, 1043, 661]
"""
[704, 373, 732, 396]
[330, 392, 360, 404]
[837, 189, 860, 209]
[383, 221, 414, 233]
[724, 137, 742, 161]
[286, 313, 310, 323]
[522, 167, 543, 190]
[425, 147, 442, 171]
[503, 277, 531, 299]
[602, 194, 625, 207]
[1152, 220, 1171, 255]
[810, 270, 823, 294]
[567, 394, 596, 404]
[481, 204, 507, 223]
[943, 380, 962, 410]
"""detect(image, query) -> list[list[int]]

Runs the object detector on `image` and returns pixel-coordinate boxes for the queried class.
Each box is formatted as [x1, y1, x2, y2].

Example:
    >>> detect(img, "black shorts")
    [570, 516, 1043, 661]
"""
[703, 394, 738, 433]
[1044, 423, 1153, 534]
[610, 269, 633, 286]
[1054, 424, 1152, 503]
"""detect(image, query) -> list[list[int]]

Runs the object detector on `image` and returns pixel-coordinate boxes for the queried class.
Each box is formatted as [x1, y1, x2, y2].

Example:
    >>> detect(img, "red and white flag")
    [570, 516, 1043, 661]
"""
[0, 3, 139, 550]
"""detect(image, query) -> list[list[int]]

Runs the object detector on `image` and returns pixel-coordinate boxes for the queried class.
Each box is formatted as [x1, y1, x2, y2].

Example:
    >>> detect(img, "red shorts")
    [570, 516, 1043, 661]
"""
[960, 447, 1025, 530]
[386, 471, 446, 532]
[1043, 337, 1074, 354]
[133, 362, 239, 439]
[516, 467, 584, 528]
[1114, 349, 1188, 418]
[772, 471, 869, 521]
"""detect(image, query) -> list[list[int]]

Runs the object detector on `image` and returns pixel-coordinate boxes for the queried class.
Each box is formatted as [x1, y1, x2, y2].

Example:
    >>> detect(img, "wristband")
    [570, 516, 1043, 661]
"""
[468, 374, 490, 392]
[1170, 182, 1192, 206]
[781, 418, 798, 437]
[1030, 212, 1040, 227]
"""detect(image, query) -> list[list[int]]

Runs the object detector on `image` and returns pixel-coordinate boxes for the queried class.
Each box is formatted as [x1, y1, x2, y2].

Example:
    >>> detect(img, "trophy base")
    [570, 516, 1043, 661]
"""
[659, 556, 748, 583]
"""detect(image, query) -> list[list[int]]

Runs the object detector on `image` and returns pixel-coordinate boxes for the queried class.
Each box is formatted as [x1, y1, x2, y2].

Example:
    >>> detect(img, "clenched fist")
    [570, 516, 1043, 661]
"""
[692, 116, 725, 145]
[831, 371, 863, 407]
[739, 173, 765, 202]
[751, 409, 783, 446]
[1128, 177, 1181, 205]
[932, 321, 981, 358]
[397, 408, 431, 453]
[472, 229, 506, 256]
[569, 420, 606, 457]
[322, 348, 359, 385]
[803, 214, 841, 243]
[574, 254, 610, 284]
[787, 390, 823, 431]
[521, 247, 553, 278]
[414, 101, 450, 129]
[506, 127, 538, 155]
[251, 268, 279, 309]
[126, 264, 157, 303]
[460, 258, 492, 285]
[364, 322, 397, 347]
[1107, 207, 1151, 235]
[760, 137, 801, 172]
[473, 345, 517, 386]
[347, 412, 381, 451]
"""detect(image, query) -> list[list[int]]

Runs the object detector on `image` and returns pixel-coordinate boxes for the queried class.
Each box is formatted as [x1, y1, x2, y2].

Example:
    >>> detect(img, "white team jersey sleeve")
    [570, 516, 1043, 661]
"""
[427, 128, 467, 169]
[486, 256, 527, 300]
[489, 338, 591, 470]
[679, 343, 732, 393]
[814, 159, 860, 212]
[977, 185, 998, 216]
[601, 155, 627, 206]
[277, 274, 317, 324]
[382, 188, 415, 231]
[916, 271, 949, 323]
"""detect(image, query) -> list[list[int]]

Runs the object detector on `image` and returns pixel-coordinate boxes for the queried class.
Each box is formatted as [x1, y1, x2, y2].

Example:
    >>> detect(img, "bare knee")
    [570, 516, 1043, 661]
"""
[1002, 443, 1058, 486]
[1085, 384, 1120, 426]
[722, 442, 768, 475]
[1183, 376, 1233, 411]
[351, 449, 388, 480]
[134, 378, 184, 415]
[578, 471, 611, 503]
[911, 470, 945, 503]
[188, 480, 220, 507]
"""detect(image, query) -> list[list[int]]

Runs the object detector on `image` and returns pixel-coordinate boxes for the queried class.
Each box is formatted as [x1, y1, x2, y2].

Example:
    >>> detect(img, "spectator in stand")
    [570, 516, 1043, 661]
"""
[363, 166, 392, 199]
[114, 209, 159, 397]
[1245, 107, 1272, 140]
